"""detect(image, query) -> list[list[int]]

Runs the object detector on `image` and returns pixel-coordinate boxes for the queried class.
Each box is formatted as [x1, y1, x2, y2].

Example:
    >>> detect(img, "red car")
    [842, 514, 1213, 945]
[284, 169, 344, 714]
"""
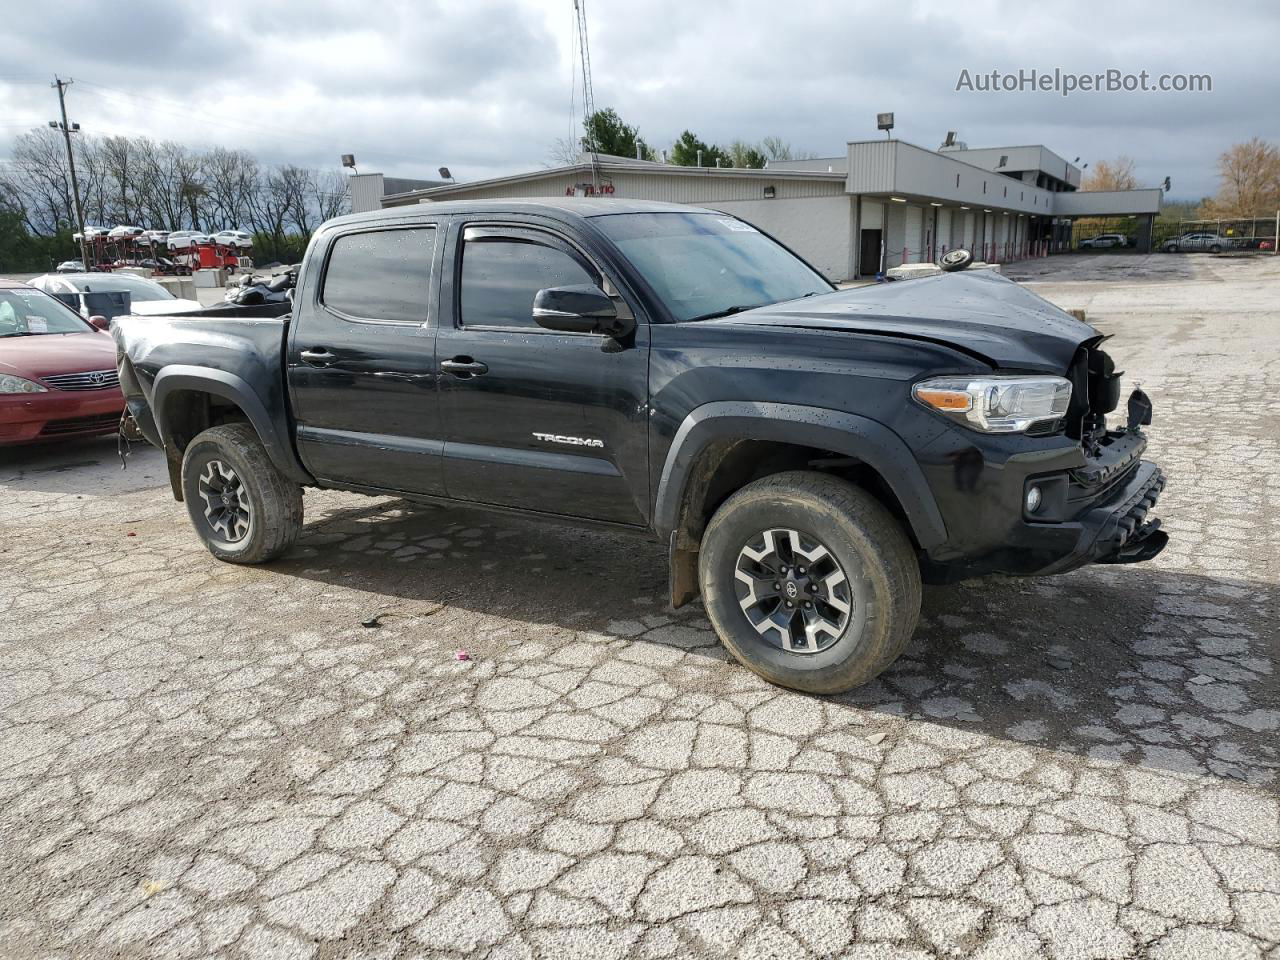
[0, 279, 124, 445]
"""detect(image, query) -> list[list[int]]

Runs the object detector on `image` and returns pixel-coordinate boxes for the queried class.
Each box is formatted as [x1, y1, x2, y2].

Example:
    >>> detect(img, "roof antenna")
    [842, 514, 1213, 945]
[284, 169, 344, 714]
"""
[574, 0, 599, 190]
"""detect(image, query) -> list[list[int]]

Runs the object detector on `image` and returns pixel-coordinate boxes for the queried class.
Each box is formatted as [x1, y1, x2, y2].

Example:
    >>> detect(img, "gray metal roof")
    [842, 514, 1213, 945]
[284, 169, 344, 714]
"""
[381, 159, 846, 204]
[325, 197, 718, 228]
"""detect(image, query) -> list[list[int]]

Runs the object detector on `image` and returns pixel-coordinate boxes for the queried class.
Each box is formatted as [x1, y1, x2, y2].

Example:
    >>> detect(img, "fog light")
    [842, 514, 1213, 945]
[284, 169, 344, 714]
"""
[1025, 485, 1043, 514]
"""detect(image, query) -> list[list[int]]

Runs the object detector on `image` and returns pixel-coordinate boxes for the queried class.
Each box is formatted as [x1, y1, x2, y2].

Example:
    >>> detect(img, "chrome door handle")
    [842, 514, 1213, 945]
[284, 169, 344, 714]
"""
[300, 348, 337, 366]
[439, 358, 489, 378]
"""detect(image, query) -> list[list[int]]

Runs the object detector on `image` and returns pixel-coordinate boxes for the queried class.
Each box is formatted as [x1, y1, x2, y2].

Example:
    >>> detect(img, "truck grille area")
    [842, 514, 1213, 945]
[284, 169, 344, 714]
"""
[1064, 342, 1122, 441]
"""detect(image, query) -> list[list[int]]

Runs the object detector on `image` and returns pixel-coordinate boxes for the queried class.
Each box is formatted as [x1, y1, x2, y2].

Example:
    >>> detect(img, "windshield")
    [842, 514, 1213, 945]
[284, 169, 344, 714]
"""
[76, 274, 175, 303]
[592, 212, 831, 321]
[0, 288, 93, 337]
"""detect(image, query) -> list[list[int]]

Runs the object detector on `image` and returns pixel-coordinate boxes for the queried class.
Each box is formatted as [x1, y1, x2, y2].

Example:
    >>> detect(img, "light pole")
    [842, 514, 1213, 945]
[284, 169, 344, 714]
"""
[51, 76, 89, 269]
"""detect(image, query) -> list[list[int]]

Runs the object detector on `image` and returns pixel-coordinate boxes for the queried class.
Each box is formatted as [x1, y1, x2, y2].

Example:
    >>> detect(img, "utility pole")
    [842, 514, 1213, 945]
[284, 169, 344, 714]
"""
[51, 76, 89, 269]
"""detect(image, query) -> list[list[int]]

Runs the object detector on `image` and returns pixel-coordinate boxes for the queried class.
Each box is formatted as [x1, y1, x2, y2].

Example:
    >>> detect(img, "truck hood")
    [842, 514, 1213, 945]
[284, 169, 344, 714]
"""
[706, 270, 1095, 371]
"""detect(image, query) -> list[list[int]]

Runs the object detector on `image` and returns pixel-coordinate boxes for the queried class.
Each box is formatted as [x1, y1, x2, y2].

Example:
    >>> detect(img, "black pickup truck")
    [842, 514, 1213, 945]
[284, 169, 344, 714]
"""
[113, 199, 1167, 694]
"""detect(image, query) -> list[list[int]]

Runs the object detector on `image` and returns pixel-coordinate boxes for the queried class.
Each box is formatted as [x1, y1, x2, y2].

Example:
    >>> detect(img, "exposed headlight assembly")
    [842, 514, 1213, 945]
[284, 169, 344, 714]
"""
[913, 375, 1071, 433]
[0, 374, 48, 394]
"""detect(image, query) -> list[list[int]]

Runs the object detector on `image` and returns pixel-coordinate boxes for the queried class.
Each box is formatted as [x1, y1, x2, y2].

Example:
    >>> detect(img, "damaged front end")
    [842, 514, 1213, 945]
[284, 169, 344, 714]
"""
[917, 332, 1169, 583]
[1042, 336, 1168, 570]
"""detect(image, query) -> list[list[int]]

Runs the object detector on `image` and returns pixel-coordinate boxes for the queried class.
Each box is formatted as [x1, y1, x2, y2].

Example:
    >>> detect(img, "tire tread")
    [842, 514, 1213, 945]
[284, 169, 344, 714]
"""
[699, 470, 921, 694]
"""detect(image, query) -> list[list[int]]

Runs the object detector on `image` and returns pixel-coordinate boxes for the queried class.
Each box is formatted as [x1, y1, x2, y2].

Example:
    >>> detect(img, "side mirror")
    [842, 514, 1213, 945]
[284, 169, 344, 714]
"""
[533, 284, 634, 338]
[88, 315, 109, 330]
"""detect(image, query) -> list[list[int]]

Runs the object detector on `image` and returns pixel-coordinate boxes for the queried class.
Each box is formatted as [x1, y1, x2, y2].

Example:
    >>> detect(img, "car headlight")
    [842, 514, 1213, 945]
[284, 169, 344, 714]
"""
[0, 374, 48, 394]
[913, 375, 1071, 433]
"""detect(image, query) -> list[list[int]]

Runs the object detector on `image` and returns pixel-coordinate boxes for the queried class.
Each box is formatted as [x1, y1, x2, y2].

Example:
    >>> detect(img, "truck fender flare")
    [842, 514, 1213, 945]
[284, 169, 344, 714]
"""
[653, 401, 948, 550]
[152, 366, 312, 485]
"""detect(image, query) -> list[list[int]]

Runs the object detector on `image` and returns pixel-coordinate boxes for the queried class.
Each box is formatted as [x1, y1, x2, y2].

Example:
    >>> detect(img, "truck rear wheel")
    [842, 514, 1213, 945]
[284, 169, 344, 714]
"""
[698, 471, 921, 695]
[181, 423, 303, 564]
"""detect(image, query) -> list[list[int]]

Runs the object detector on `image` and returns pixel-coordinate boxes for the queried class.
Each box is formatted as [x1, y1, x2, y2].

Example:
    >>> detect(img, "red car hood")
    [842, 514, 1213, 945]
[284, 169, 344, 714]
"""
[0, 331, 117, 381]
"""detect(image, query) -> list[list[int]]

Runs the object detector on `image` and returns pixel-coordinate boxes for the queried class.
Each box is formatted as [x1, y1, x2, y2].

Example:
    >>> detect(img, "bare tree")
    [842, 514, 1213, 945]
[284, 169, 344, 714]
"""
[200, 147, 259, 230]
[760, 137, 818, 163]
[246, 164, 297, 247]
[2, 127, 365, 262]
[7, 128, 76, 234]
[546, 136, 581, 167]
[1082, 157, 1138, 192]
[312, 169, 349, 222]
[1201, 138, 1280, 217]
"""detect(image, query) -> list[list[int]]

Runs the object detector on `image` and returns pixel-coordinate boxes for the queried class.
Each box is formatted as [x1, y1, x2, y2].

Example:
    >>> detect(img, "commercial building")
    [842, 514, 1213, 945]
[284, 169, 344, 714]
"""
[378, 139, 1162, 282]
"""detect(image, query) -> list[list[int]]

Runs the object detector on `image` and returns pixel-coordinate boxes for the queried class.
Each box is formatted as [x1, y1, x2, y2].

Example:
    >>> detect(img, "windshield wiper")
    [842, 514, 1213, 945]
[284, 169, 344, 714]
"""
[685, 303, 766, 323]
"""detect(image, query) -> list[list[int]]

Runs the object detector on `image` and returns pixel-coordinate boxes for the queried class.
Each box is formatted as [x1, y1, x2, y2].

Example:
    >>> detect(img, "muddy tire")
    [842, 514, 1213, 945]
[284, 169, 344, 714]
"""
[181, 423, 303, 564]
[698, 471, 921, 695]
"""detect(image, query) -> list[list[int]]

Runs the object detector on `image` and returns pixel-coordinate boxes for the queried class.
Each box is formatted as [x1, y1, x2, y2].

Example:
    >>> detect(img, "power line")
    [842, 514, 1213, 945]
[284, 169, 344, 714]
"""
[51, 76, 89, 266]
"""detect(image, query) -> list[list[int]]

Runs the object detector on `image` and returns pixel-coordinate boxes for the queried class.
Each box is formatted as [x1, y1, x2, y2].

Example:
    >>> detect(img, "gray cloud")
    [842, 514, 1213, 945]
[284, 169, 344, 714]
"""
[2, 0, 1276, 199]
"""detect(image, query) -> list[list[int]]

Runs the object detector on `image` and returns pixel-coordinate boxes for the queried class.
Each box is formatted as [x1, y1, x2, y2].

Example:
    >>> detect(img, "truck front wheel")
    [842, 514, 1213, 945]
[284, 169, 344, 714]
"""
[698, 471, 921, 694]
[181, 423, 303, 564]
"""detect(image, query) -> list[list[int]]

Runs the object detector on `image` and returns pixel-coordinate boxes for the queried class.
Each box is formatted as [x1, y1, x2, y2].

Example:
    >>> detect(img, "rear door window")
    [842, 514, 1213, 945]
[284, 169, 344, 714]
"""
[322, 227, 435, 323]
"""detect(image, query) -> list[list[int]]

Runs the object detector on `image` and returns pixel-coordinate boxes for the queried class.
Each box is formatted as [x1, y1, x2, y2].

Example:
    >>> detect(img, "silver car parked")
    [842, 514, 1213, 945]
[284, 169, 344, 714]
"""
[1161, 233, 1232, 253]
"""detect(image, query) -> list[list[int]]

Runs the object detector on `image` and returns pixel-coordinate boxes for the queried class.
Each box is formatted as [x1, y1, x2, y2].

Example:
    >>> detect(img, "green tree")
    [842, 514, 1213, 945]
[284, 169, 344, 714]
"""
[669, 130, 726, 167]
[582, 108, 656, 161]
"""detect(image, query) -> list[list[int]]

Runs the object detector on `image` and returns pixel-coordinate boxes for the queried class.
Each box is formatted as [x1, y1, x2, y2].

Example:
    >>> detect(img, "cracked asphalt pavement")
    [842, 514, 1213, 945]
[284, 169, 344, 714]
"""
[1, 254, 1276, 959]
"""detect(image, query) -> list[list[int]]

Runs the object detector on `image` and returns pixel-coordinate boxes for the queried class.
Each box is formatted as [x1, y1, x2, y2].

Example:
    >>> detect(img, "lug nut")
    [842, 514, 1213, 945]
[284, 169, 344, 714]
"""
[773, 582, 781, 590]
[808, 584, 818, 593]
[804, 601, 812, 609]
[785, 600, 794, 608]
[798, 566, 806, 574]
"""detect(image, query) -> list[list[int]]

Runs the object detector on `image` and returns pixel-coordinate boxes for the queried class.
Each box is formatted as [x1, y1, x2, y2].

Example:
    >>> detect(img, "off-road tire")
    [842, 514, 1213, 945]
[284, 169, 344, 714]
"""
[699, 470, 921, 694]
[181, 423, 303, 564]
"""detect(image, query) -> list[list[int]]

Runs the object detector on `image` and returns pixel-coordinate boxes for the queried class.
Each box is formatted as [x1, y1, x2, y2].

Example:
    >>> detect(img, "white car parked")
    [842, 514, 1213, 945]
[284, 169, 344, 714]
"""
[1078, 233, 1130, 249]
[72, 225, 109, 242]
[107, 225, 146, 240]
[141, 229, 170, 244]
[167, 231, 213, 250]
[211, 230, 254, 249]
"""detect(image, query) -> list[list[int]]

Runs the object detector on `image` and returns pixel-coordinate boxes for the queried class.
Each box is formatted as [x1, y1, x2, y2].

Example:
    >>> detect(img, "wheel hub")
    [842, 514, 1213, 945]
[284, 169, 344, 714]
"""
[197, 459, 252, 543]
[733, 528, 852, 653]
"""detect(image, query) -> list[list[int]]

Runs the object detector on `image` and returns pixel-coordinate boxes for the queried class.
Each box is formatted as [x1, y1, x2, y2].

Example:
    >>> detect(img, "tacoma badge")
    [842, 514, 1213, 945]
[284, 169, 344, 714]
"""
[532, 432, 604, 448]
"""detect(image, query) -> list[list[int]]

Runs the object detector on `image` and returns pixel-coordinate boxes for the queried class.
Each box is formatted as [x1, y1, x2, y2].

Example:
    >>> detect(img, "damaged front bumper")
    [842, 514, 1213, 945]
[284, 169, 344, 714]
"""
[919, 427, 1169, 582]
[1038, 459, 1167, 574]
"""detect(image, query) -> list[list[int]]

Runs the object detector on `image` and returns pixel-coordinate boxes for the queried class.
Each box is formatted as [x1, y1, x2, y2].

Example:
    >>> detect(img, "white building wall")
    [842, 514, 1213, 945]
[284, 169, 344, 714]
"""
[349, 173, 384, 214]
[710, 196, 852, 281]
[937, 207, 953, 254]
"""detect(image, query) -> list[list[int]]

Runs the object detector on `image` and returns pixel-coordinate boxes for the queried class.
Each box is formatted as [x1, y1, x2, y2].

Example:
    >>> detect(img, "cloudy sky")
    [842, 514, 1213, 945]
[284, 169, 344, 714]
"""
[2, 0, 1276, 200]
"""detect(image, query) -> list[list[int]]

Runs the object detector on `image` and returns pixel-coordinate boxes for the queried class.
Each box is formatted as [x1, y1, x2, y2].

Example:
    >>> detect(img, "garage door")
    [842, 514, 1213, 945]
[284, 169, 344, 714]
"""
[937, 208, 953, 255]
[904, 206, 922, 264]
[963, 211, 975, 249]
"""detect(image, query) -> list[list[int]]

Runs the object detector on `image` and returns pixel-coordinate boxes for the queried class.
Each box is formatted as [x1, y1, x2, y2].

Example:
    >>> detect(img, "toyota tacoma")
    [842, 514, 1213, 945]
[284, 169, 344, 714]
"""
[113, 199, 1167, 694]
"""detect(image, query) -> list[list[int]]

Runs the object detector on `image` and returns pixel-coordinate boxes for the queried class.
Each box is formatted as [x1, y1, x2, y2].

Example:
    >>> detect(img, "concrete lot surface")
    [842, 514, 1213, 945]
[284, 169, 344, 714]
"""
[1, 254, 1276, 959]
